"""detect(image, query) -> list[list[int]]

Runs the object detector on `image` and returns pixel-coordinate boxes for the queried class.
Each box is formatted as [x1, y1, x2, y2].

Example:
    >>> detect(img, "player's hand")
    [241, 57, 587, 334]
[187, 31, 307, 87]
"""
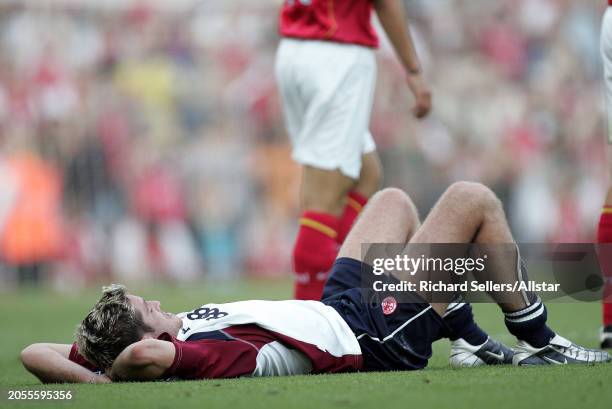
[406, 72, 432, 119]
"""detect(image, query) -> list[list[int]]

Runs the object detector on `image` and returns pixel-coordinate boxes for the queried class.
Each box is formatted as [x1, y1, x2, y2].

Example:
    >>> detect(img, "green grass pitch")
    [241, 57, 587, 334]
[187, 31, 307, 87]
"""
[1, 280, 611, 409]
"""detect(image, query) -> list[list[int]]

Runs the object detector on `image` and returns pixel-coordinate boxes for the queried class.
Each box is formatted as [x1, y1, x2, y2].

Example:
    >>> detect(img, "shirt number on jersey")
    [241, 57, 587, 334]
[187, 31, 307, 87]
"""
[286, 0, 312, 6]
[186, 307, 228, 321]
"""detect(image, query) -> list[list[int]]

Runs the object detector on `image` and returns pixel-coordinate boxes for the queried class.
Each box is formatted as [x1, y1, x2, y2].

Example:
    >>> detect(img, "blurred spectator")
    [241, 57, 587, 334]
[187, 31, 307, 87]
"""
[0, 130, 64, 285]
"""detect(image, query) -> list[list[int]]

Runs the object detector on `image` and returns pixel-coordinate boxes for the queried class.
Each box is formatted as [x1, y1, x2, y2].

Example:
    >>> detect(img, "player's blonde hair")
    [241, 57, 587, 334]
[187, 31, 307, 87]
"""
[75, 284, 153, 369]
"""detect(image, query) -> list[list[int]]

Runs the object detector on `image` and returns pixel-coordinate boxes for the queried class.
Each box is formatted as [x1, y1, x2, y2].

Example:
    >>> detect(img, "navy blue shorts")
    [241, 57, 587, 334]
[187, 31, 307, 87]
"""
[322, 258, 448, 371]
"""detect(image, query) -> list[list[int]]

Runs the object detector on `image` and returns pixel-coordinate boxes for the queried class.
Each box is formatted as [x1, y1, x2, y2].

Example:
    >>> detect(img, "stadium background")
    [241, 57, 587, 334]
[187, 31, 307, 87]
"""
[0, 0, 607, 289]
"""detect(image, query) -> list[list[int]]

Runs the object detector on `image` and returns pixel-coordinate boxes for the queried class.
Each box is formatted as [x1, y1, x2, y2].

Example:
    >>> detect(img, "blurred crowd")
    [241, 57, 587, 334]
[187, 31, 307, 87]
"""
[0, 0, 607, 289]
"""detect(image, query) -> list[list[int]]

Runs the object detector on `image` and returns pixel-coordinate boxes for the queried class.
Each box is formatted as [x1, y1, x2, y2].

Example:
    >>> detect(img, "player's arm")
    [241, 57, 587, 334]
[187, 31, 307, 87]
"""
[20, 343, 111, 384]
[110, 339, 175, 382]
[373, 0, 431, 118]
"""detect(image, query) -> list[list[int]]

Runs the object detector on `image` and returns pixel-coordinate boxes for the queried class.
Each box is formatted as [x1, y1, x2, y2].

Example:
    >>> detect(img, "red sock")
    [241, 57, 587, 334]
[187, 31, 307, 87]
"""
[336, 191, 368, 245]
[293, 211, 339, 300]
[599, 208, 612, 326]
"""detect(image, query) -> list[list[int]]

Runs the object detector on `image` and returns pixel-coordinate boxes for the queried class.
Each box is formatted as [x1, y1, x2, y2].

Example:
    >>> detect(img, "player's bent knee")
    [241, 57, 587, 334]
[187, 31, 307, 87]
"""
[445, 181, 501, 212]
[371, 188, 410, 211]
[446, 181, 484, 197]
[368, 188, 420, 224]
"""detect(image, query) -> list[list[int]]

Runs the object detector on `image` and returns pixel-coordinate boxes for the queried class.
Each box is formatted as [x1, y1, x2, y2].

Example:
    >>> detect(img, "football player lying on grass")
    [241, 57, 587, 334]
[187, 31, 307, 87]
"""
[21, 183, 611, 383]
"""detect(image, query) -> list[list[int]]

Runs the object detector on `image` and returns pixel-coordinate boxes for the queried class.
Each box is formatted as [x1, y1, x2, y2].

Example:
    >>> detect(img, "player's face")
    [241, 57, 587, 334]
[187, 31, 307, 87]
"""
[127, 294, 182, 338]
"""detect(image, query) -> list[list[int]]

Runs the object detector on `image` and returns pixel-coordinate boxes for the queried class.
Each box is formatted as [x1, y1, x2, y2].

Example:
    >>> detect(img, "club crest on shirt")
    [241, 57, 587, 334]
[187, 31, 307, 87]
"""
[381, 296, 397, 315]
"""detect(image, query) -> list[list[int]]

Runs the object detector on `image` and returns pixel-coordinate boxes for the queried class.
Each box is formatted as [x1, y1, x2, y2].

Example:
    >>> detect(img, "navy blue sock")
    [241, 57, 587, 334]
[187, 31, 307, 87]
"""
[504, 300, 555, 348]
[444, 303, 488, 346]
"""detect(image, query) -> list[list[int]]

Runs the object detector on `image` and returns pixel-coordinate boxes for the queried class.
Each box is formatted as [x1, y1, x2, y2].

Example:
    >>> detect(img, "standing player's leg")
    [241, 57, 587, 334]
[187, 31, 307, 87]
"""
[336, 148, 382, 246]
[411, 182, 609, 365]
[599, 6, 612, 349]
[276, 40, 378, 300]
[293, 141, 381, 301]
[294, 166, 355, 300]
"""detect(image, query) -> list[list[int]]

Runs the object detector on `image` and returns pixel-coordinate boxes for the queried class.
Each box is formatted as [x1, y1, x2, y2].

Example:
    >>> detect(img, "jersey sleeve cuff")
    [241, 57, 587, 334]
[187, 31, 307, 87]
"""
[158, 333, 181, 378]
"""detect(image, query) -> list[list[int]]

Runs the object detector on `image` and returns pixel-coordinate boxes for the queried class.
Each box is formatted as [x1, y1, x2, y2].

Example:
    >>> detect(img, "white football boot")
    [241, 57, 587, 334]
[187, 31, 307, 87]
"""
[513, 334, 611, 365]
[450, 337, 514, 368]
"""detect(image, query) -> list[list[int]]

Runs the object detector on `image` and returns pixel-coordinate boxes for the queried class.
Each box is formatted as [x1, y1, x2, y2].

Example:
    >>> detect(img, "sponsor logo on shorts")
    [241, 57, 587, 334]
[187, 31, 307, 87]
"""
[381, 296, 397, 315]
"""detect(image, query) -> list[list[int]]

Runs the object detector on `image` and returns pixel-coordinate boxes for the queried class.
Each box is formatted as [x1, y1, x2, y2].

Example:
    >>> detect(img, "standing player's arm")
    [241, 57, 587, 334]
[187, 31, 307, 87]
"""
[373, 0, 431, 118]
[20, 343, 111, 384]
[110, 339, 175, 382]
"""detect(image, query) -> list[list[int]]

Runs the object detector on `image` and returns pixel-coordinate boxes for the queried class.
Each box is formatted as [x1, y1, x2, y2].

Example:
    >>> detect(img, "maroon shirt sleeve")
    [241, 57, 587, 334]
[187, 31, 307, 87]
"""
[158, 333, 259, 379]
[68, 343, 100, 372]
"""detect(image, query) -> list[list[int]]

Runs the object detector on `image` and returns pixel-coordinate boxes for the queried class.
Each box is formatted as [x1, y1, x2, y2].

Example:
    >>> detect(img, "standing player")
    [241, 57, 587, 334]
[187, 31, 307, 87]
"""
[599, 0, 612, 349]
[275, 0, 432, 300]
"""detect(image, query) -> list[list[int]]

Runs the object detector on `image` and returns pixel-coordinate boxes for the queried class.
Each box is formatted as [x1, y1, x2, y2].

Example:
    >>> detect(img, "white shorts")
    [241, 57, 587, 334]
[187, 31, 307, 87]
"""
[602, 8, 612, 143]
[275, 39, 377, 179]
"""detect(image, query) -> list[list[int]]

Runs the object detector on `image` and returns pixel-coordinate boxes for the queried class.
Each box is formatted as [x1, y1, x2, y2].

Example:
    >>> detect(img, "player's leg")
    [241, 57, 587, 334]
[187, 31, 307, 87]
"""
[353, 149, 383, 200]
[403, 182, 515, 365]
[407, 182, 524, 314]
[337, 187, 420, 261]
[412, 182, 609, 365]
[336, 184, 492, 313]
[301, 167, 356, 215]
[294, 166, 355, 300]
[350, 182, 501, 365]
[330, 188, 447, 371]
[276, 39, 377, 300]
[599, 7, 612, 349]
[275, 39, 345, 300]
[336, 147, 383, 245]
[330, 186, 513, 369]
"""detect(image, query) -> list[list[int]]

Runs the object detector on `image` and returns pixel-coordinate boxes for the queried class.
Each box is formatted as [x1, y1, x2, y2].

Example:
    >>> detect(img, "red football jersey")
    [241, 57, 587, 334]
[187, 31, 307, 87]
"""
[279, 0, 379, 48]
